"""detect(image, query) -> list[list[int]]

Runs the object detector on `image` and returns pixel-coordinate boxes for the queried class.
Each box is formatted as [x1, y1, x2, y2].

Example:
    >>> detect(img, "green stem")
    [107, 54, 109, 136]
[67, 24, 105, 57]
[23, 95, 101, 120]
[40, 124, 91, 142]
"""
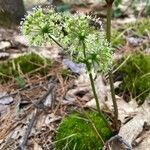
[89, 72, 102, 116]
[81, 40, 109, 126]
[106, 2, 119, 129]
[108, 71, 118, 125]
[48, 34, 64, 50]
[106, 3, 112, 43]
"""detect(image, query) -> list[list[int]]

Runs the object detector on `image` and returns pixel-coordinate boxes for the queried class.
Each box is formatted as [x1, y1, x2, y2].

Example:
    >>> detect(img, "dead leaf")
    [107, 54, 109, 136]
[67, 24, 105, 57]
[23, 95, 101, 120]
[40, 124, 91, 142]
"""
[0, 104, 9, 115]
[119, 96, 150, 147]
[85, 77, 138, 123]
[0, 41, 11, 50]
[44, 93, 52, 107]
[14, 35, 29, 46]
[45, 114, 61, 125]
[33, 141, 43, 150]
[95, 75, 107, 102]
[0, 92, 13, 105]
[133, 131, 150, 150]
[65, 86, 90, 102]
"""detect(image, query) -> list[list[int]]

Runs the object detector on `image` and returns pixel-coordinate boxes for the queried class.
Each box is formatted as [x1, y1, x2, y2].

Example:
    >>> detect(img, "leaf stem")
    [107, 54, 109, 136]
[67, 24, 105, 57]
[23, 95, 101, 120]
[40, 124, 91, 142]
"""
[81, 40, 109, 126]
[48, 34, 64, 49]
[106, 1, 119, 130]
[106, 2, 112, 43]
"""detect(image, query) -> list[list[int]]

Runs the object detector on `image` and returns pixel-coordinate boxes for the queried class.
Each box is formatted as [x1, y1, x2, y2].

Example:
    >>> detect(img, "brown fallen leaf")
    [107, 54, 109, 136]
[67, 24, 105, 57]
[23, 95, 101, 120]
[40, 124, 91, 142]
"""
[33, 141, 43, 150]
[133, 131, 150, 150]
[0, 41, 11, 50]
[119, 95, 150, 148]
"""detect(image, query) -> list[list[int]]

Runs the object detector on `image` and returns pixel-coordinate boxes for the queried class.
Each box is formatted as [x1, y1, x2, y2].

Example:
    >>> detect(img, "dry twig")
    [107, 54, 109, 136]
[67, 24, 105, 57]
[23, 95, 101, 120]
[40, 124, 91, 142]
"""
[18, 78, 57, 150]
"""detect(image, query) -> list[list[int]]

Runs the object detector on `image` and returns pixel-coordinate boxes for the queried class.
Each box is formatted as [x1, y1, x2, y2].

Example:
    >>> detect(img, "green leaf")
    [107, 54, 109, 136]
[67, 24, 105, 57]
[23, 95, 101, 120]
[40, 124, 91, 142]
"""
[114, 7, 122, 18]
[56, 4, 71, 12]
[114, 0, 122, 7]
[146, 0, 150, 16]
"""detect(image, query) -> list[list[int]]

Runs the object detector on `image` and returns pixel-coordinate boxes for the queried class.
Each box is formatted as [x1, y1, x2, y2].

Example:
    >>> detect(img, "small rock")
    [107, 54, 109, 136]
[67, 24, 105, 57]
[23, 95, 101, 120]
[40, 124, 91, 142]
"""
[14, 35, 29, 46]
[126, 37, 143, 47]
[0, 92, 14, 105]
[0, 41, 11, 50]
[63, 59, 86, 74]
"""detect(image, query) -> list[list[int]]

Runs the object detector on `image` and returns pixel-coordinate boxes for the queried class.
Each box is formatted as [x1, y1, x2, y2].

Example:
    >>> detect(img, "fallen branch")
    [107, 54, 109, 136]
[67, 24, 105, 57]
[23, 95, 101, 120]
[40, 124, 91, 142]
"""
[18, 78, 57, 150]
[18, 109, 37, 150]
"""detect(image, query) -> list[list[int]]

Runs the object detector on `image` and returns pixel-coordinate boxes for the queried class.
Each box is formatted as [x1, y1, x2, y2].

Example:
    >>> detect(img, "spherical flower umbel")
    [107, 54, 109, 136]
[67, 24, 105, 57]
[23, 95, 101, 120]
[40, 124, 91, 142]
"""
[84, 33, 112, 72]
[20, 7, 64, 46]
[21, 7, 112, 72]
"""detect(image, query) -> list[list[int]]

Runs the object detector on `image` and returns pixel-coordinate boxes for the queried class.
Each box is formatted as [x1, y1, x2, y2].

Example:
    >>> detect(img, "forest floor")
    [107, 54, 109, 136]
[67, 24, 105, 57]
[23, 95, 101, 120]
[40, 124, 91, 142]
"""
[0, 1, 150, 150]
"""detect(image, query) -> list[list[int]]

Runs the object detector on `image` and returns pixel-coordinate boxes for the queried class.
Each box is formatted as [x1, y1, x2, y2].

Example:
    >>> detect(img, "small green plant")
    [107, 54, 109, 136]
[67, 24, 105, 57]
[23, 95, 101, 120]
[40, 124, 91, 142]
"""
[21, 7, 114, 148]
[55, 111, 113, 150]
[105, 0, 119, 130]
[116, 52, 150, 103]
[21, 7, 112, 118]
[0, 52, 52, 83]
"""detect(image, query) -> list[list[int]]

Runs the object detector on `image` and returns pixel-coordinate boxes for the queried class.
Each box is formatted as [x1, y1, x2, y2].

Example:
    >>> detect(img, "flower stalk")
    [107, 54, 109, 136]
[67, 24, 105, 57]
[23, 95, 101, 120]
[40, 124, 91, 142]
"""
[81, 40, 110, 127]
[21, 7, 113, 129]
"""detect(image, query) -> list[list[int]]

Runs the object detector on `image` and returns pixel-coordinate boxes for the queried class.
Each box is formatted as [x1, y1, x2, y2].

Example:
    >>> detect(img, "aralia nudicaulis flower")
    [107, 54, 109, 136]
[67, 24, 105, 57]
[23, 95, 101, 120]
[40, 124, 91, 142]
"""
[21, 7, 112, 73]
[21, 6, 113, 125]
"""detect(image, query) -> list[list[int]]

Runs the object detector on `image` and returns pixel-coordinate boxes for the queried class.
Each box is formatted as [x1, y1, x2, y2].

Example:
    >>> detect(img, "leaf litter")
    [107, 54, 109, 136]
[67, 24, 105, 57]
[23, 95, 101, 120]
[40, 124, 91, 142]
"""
[0, 11, 150, 150]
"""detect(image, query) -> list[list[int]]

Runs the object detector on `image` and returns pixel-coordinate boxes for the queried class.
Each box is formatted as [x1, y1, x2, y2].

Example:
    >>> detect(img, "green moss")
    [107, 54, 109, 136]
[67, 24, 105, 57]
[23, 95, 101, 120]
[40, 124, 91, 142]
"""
[112, 18, 150, 48]
[60, 68, 72, 79]
[125, 19, 150, 37]
[55, 111, 113, 150]
[0, 53, 52, 83]
[112, 29, 126, 47]
[117, 52, 150, 103]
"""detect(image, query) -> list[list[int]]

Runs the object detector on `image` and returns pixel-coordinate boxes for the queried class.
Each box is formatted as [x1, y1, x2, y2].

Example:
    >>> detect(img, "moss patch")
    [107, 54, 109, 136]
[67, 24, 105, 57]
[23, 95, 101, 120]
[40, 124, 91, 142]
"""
[125, 19, 150, 37]
[55, 111, 113, 150]
[112, 29, 126, 47]
[0, 52, 52, 83]
[112, 18, 150, 48]
[116, 52, 150, 103]
[59, 68, 72, 79]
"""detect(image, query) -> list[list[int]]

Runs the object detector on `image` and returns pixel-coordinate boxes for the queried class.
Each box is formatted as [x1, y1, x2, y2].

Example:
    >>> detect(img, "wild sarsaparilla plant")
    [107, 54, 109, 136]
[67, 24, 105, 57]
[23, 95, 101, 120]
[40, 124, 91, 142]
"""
[21, 6, 112, 126]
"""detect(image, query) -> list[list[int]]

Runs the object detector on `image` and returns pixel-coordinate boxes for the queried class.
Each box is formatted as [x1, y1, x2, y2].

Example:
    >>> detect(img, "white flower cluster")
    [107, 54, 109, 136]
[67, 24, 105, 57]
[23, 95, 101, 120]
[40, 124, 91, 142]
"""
[21, 7, 112, 72]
